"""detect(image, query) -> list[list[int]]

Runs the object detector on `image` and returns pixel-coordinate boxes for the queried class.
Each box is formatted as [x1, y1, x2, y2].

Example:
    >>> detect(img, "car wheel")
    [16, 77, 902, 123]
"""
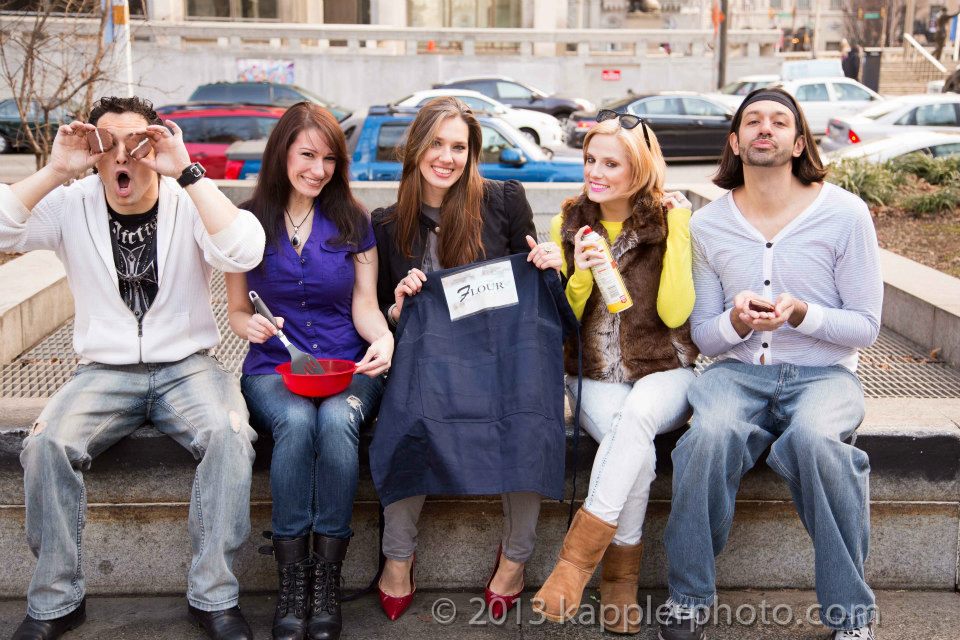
[520, 128, 540, 145]
[0, 136, 9, 154]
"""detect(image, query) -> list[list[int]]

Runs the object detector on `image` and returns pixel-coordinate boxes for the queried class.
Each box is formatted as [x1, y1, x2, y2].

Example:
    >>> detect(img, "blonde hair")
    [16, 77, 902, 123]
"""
[582, 118, 666, 204]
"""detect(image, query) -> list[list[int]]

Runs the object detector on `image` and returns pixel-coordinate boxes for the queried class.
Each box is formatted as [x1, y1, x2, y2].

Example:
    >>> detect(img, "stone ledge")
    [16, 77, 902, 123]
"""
[1, 399, 958, 506]
[0, 402, 956, 596]
[0, 495, 955, 596]
[880, 249, 960, 369]
[0, 251, 72, 364]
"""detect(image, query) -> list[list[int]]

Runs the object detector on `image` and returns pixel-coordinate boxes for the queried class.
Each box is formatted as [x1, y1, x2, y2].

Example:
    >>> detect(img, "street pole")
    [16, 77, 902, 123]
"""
[718, 0, 728, 89]
[119, 0, 133, 97]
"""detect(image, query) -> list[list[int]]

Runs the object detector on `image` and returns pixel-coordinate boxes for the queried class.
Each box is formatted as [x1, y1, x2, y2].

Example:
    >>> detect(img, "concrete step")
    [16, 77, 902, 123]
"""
[0, 590, 958, 639]
[1, 398, 957, 598]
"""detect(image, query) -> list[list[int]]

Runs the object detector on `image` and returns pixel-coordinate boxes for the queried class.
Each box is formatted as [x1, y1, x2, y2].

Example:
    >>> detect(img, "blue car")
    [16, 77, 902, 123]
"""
[225, 105, 583, 182]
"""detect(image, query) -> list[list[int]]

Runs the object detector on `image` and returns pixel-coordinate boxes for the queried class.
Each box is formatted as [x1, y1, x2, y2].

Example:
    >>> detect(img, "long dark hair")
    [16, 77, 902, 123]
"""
[389, 97, 485, 268]
[713, 87, 826, 190]
[245, 102, 367, 253]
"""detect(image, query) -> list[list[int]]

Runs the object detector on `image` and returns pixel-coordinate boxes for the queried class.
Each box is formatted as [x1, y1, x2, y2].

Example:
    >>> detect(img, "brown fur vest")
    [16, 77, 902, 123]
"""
[560, 194, 699, 383]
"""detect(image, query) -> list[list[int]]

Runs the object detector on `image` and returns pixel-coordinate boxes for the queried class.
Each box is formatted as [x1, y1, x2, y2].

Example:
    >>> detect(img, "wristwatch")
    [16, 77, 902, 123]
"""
[177, 162, 206, 188]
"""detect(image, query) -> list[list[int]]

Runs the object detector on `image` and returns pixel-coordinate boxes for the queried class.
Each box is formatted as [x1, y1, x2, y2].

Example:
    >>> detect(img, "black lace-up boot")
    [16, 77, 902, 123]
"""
[266, 535, 311, 640]
[307, 535, 349, 640]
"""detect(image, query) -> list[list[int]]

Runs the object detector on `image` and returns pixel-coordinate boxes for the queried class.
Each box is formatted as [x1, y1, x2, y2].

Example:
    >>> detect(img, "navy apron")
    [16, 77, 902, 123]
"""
[370, 253, 577, 507]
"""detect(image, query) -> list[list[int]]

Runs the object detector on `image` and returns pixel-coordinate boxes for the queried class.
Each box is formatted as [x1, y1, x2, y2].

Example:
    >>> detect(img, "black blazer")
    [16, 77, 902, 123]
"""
[372, 179, 536, 317]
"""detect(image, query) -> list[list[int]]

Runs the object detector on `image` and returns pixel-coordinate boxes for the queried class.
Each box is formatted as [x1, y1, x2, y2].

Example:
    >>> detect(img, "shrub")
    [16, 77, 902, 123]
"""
[827, 159, 896, 206]
[891, 153, 960, 186]
[899, 188, 960, 216]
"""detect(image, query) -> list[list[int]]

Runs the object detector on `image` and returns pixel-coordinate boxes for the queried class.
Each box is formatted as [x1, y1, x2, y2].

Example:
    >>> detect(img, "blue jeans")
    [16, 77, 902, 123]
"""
[241, 373, 384, 540]
[664, 361, 875, 631]
[20, 354, 256, 619]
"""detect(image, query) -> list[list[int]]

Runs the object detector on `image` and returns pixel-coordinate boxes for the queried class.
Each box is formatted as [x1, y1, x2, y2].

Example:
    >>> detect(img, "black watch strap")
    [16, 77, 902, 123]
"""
[177, 162, 206, 188]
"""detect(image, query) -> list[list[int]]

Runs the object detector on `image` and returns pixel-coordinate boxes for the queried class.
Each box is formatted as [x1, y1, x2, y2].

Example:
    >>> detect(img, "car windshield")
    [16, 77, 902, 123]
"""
[600, 95, 638, 110]
[191, 84, 267, 104]
[483, 118, 547, 161]
[856, 100, 903, 119]
[721, 80, 773, 95]
[524, 82, 549, 97]
[293, 85, 350, 120]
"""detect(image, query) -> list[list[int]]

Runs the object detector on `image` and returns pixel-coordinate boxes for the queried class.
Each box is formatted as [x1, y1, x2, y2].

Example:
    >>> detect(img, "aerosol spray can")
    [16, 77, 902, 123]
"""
[582, 226, 633, 313]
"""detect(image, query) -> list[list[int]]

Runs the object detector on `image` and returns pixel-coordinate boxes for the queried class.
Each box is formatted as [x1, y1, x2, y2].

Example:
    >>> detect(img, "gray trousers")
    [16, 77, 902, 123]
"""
[382, 492, 542, 563]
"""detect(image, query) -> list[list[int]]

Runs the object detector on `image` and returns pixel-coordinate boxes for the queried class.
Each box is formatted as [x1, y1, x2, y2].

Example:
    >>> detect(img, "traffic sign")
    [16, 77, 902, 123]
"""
[601, 69, 621, 81]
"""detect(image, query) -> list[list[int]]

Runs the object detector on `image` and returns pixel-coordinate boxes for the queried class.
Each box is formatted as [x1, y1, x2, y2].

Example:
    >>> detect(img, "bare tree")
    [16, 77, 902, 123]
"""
[0, 1, 116, 168]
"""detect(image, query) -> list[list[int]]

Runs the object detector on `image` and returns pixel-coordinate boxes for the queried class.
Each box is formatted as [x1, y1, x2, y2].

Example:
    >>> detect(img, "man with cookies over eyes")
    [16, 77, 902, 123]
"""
[658, 87, 883, 640]
[0, 96, 265, 640]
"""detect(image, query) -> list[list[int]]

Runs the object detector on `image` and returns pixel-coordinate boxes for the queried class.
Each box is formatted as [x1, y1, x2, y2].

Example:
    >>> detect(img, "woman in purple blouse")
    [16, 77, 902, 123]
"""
[224, 103, 393, 640]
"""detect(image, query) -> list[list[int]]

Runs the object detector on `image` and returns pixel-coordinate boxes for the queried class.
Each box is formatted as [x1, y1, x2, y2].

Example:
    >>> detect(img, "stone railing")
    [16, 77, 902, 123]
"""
[10, 16, 782, 59]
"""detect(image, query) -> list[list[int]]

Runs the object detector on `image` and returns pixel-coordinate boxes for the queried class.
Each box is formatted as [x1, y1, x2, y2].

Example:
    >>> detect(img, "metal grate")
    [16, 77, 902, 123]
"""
[4, 273, 960, 399]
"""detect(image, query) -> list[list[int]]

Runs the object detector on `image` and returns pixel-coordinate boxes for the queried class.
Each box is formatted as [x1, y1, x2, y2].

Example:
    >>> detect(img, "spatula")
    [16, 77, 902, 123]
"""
[248, 290, 325, 375]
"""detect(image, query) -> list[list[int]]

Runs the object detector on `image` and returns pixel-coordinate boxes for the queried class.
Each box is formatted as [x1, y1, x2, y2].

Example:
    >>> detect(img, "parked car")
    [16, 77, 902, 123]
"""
[822, 131, 960, 164]
[163, 104, 285, 179]
[0, 99, 71, 154]
[565, 92, 733, 160]
[708, 74, 780, 109]
[774, 76, 883, 136]
[159, 81, 352, 121]
[432, 75, 594, 122]
[821, 93, 960, 152]
[225, 105, 584, 182]
[393, 88, 564, 148]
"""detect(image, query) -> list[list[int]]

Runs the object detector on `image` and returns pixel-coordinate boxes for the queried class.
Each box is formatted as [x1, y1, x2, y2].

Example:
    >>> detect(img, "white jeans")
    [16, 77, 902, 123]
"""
[567, 367, 696, 546]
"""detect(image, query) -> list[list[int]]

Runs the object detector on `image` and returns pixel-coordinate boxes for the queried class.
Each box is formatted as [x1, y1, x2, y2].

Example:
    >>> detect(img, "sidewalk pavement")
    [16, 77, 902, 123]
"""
[1, 589, 957, 639]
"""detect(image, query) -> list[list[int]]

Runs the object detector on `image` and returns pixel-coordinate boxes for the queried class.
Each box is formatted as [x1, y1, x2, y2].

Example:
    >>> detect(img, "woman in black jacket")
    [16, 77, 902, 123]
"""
[371, 96, 562, 621]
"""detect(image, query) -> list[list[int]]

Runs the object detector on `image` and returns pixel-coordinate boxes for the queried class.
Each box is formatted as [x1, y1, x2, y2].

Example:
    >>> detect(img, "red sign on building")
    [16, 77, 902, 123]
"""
[601, 69, 621, 81]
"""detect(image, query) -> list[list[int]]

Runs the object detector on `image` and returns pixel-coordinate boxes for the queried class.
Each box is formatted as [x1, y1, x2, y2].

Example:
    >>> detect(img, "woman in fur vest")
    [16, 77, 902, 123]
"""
[531, 111, 698, 634]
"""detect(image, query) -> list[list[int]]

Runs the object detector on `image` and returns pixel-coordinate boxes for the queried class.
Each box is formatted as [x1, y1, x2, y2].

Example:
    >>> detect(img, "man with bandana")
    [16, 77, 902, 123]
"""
[658, 88, 883, 640]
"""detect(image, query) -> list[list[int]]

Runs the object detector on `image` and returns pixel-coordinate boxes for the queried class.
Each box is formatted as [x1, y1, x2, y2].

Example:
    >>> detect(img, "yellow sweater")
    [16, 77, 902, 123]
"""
[549, 208, 695, 328]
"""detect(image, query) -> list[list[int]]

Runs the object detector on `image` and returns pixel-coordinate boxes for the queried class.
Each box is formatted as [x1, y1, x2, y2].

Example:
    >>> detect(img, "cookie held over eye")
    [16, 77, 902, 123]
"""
[125, 135, 152, 159]
[85, 128, 115, 154]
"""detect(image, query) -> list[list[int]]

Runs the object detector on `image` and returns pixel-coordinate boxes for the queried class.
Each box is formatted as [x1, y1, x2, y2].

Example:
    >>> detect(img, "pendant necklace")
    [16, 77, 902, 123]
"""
[284, 205, 312, 248]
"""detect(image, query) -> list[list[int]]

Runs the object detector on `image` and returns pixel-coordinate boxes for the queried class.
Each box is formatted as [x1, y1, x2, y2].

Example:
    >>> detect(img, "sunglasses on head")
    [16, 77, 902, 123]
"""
[596, 109, 651, 148]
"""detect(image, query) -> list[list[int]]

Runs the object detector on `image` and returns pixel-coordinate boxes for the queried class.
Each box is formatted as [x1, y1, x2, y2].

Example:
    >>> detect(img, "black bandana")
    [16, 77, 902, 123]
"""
[737, 91, 802, 127]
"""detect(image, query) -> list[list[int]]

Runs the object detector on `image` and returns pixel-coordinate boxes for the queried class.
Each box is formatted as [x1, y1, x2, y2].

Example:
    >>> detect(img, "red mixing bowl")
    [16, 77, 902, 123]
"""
[275, 360, 357, 398]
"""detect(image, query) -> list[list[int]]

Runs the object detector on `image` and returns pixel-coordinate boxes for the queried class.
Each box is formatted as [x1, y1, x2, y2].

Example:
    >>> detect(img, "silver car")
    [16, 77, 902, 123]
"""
[821, 93, 960, 152]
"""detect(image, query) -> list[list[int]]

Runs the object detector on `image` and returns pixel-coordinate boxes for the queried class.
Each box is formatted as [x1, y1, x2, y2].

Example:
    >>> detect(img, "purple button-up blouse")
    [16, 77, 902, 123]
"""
[242, 204, 376, 376]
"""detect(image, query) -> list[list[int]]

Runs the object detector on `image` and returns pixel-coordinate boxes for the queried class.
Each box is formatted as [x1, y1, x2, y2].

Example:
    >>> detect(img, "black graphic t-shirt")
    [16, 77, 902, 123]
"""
[107, 200, 160, 321]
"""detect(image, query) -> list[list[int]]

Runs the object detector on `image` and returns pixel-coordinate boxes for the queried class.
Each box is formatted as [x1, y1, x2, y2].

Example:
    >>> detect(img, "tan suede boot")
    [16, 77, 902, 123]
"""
[599, 541, 644, 634]
[531, 508, 617, 622]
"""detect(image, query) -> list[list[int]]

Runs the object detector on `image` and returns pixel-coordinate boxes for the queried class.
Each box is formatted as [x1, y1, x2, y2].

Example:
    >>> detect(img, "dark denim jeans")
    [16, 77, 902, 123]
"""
[241, 372, 384, 539]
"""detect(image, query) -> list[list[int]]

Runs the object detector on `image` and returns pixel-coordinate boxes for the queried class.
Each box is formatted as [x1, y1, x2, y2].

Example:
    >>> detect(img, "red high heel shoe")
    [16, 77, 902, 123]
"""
[378, 556, 416, 621]
[484, 545, 524, 620]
